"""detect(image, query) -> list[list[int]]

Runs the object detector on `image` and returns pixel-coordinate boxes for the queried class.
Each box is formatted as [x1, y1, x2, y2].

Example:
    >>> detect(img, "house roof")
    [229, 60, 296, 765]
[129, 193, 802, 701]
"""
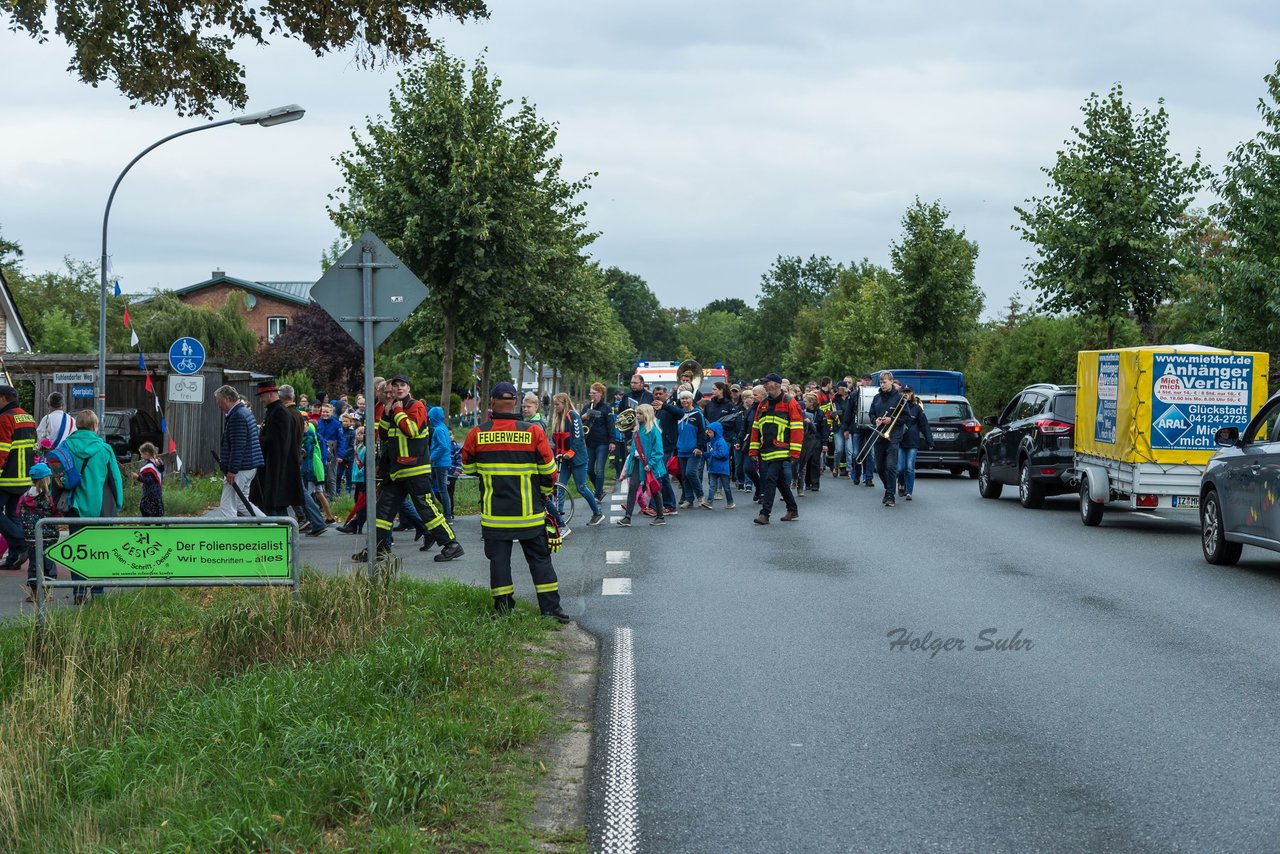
[0, 267, 33, 352]
[172, 274, 312, 307]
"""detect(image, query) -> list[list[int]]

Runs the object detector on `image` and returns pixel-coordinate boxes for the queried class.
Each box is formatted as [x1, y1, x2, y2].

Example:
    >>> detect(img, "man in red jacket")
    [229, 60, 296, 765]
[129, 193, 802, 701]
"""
[748, 372, 803, 525]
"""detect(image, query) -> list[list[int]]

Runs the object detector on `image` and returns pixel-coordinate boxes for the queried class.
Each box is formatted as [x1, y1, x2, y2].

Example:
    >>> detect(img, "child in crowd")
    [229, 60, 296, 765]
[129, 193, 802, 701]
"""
[20, 462, 58, 603]
[447, 437, 462, 522]
[338, 426, 366, 534]
[133, 442, 164, 517]
[703, 422, 736, 509]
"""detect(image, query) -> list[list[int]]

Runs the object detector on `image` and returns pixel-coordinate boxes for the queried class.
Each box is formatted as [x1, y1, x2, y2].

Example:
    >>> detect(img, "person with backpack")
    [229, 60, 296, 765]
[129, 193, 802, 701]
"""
[60, 409, 123, 603]
[35, 391, 75, 453]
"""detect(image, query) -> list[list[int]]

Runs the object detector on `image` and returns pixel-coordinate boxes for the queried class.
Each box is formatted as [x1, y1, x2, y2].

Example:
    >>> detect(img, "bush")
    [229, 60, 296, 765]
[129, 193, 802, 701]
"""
[277, 369, 314, 402]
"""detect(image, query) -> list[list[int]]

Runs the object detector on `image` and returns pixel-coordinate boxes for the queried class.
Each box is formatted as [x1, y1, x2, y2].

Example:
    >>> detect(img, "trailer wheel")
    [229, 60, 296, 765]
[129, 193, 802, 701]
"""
[1019, 460, 1045, 509]
[977, 455, 1002, 499]
[1201, 488, 1242, 566]
[1080, 476, 1103, 526]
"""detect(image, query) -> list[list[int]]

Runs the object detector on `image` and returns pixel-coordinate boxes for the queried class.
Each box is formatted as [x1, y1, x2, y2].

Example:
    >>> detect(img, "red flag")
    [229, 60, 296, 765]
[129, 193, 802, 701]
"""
[123, 307, 131, 328]
[144, 374, 153, 393]
[168, 438, 177, 452]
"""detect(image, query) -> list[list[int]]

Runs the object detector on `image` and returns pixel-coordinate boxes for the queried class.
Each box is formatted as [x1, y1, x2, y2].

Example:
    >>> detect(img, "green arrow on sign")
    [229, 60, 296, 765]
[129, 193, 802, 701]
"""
[49, 525, 292, 580]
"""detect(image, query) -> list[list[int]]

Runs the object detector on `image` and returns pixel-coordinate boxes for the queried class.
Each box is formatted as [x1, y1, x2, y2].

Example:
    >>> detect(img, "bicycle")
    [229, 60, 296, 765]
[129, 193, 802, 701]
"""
[551, 481, 576, 526]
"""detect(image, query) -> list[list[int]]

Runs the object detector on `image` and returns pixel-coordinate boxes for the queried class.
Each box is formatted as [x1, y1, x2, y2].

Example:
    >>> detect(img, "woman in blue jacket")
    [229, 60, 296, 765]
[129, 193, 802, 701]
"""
[551, 393, 604, 529]
[616, 404, 665, 526]
[428, 406, 454, 521]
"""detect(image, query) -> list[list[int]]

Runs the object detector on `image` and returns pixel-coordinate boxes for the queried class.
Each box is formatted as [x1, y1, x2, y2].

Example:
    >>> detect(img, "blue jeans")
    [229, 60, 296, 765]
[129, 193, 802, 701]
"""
[706, 473, 734, 505]
[898, 447, 919, 495]
[300, 491, 325, 529]
[679, 454, 705, 503]
[558, 459, 602, 521]
[431, 468, 453, 520]
[854, 431, 874, 483]
[660, 470, 678, 511]
[834, 431, 855, 473]
[587, 444, 609, 499]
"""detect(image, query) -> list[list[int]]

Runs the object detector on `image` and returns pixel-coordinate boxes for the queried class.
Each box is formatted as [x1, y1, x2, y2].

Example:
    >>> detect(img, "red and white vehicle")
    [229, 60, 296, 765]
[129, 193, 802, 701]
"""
[634, 360, 728, 396]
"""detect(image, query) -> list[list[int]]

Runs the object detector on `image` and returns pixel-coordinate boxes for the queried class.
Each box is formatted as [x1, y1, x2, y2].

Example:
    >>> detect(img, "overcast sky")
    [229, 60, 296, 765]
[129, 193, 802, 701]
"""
[1, 1, 1277, 320]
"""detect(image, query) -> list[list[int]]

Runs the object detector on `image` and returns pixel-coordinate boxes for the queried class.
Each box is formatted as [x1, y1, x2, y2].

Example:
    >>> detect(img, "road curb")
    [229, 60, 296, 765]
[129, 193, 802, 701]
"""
[530, 622, 599, 849]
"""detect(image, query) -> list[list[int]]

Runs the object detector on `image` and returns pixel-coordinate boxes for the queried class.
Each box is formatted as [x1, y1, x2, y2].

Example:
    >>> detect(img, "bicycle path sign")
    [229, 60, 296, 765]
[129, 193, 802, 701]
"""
[168, 337, 206, 375]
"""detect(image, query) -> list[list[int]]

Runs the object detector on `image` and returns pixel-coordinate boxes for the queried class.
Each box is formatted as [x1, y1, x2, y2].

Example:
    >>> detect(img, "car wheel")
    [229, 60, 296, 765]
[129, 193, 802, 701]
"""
[977, 455, 1002, 499]
[1018, 459, 1045, 509]
[1079, 476, 1103, 527]
[1201, 488, 1242, 566]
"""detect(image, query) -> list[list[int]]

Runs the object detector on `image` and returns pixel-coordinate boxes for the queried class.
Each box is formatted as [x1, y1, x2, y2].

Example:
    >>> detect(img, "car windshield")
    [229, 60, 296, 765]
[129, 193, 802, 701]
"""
[102, 413, 127, 434]
[1051, 394, 1076, 421]
[922, 402, 971, 422]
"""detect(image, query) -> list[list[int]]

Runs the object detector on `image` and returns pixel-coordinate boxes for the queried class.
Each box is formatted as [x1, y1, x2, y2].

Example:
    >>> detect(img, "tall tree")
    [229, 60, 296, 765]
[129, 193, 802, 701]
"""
[1210, 60, 1280, 353]
[0, 227, 22, 272]
[889, 198, 982, 369]
[600, 266, 678, 370]
[132, 292, 258, 361]
[815, 261, 912, 376]
[6, 258, 130, 354]
[251, 302, 365, 393]
[7, 1, 488, 116]
[742, 255, 841, 377]
[1015, 84, 1208, 346]
[331, 51, 596, 411]
[702, 297, 749, 317]
[674, 311, 747, 377]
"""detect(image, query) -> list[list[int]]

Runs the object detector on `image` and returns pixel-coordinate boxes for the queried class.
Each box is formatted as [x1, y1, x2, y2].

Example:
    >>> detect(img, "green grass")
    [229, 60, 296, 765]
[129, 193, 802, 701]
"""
[0, 574, 569, 852]
[119, 472, 224, 517]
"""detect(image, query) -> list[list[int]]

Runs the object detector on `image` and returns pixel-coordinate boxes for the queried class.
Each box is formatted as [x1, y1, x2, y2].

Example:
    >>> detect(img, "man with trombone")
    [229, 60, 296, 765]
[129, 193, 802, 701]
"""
[862, 371, 907, 507]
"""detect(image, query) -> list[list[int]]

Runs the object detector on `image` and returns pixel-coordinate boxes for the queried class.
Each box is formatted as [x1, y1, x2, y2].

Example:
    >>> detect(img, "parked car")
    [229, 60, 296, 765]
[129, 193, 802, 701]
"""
[1200, 391, 1280, 565]
[977, 383, 1077, 508]
[912, 394, 982, 477]
[102, 407, 164, 463]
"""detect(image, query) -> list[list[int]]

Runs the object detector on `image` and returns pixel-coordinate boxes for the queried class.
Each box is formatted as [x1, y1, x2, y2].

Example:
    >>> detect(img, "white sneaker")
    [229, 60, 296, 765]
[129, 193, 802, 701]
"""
[561, 527, 573, 538]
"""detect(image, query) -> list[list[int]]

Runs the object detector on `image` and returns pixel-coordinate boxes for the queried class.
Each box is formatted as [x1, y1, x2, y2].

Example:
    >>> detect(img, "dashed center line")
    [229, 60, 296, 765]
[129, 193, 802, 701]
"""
[603, 578, 633, 595]
[606, 550, 631, 564]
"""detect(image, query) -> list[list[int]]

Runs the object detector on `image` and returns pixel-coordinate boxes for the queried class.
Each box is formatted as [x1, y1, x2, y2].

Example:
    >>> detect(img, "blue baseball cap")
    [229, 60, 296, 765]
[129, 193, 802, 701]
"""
[30, 463, 51, 480]
[490, 381, 519, 400]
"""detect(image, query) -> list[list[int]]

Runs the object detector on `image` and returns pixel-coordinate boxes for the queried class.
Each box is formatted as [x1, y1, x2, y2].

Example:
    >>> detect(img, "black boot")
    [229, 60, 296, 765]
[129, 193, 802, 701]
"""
[494, 593, 516, 615]
[336, 520, 357, 534]
[433, 541, 465, 562]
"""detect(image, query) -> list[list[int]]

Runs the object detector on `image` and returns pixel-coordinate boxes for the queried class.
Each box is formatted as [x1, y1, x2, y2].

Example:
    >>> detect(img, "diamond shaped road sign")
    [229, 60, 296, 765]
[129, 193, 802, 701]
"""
[310, 231, 429, 349]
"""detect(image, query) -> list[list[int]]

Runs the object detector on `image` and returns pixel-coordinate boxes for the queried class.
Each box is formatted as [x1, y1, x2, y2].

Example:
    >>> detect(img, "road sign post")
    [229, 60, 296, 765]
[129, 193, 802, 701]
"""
[168, 337, 207, 375]
[34, 517, 300, 627]
[312, 231, 429, 576]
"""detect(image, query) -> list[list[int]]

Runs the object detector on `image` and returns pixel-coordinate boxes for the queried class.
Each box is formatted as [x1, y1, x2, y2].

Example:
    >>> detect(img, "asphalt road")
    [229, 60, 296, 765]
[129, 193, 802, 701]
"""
[5, 474, 1280, 851]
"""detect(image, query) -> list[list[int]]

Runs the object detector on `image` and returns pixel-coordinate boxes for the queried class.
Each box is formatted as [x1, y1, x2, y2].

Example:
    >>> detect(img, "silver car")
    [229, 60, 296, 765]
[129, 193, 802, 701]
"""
[1200, 393, 1280, 565]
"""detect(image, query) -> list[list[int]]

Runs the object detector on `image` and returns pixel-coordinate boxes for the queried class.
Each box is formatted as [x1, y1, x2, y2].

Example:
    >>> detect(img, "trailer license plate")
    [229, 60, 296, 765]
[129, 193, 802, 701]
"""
[1172, 495, 1199, 509]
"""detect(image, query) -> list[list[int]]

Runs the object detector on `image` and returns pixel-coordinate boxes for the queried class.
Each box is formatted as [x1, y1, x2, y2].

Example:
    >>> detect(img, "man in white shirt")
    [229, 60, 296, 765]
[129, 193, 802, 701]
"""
[36, 392, 76, 451]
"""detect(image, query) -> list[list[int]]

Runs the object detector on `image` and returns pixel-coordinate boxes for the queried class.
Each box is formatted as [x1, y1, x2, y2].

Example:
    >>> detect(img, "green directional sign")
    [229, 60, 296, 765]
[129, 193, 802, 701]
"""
[49, 525, 292, 580]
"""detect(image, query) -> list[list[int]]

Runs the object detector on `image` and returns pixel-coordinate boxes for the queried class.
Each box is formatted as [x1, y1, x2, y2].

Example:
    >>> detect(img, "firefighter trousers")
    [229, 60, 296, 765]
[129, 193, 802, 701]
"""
[374, 475, 455, 549]
[485, 535, 561, 614]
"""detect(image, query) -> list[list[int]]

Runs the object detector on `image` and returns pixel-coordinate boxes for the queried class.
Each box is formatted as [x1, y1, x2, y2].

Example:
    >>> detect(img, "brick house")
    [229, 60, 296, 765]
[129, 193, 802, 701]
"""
[0, 266, 34, 352]
[172, 271, 311, 345]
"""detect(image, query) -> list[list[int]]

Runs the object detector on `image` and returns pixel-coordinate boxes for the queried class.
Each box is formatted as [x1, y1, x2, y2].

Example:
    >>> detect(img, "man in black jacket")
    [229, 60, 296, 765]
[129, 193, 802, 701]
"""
[842, 375, 876, 487]
[582, 382, 612, 502]
[251, 380, 305, 518]
[868, 372, 906, 507]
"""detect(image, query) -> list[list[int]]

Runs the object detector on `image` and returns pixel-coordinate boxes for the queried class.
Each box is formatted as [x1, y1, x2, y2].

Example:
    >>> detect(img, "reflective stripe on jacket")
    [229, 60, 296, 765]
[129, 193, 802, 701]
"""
[0, 402, 35, 491]
[376, 397, 432, 480]
[749, 394, 803, 461]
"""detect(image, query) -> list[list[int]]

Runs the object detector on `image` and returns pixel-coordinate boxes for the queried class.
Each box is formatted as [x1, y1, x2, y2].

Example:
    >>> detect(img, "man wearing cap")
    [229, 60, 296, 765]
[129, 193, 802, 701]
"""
[0, 385, 35, 567]
[250, 380, 305, 519]
[748, 373, 802, 525]
[461, 381, 570, 622]
[357, 373, 463, 563]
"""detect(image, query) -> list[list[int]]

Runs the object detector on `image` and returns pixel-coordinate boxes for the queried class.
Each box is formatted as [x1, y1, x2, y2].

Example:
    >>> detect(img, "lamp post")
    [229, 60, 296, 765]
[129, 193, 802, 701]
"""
[98, 104, 306, 428]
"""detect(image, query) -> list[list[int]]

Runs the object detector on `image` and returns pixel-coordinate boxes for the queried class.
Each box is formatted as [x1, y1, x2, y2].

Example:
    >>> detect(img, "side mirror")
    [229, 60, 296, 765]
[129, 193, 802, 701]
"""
[1214, 426, 1239, 447]
[983, 415, 997, 427]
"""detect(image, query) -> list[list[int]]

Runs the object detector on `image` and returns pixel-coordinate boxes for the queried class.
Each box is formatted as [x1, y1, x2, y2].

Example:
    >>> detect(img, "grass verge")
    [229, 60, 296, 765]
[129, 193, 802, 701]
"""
[0, 574, 566, 852]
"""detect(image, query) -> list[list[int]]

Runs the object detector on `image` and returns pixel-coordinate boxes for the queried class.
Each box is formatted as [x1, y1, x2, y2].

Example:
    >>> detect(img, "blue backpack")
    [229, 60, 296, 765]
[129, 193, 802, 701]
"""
[46, 444, 82, 492]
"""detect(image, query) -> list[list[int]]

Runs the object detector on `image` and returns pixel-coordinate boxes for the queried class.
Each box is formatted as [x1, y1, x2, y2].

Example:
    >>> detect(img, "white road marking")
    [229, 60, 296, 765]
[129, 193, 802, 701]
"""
[1132, 511, 1164, 519]
[602, 577, 633, 595]
[601, 627, 639, 853]
[606, 550, 631, 565]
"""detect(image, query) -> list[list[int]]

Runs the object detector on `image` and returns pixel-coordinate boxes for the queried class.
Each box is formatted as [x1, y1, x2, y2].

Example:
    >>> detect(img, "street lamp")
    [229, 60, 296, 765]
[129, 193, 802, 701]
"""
[97, 104, 306, 428]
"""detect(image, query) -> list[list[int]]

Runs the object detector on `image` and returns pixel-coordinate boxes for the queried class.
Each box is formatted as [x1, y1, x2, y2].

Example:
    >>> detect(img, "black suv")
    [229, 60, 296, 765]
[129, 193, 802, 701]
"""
[103, 408, 164, 463]
[977, 384, 1077, 508]
[913, 394, 982, 477]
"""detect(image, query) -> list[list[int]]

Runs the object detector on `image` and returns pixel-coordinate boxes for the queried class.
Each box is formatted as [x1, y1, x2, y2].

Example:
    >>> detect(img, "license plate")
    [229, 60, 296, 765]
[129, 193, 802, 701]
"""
[934, 431, 957, 440]
[1171, 495, 1199, 509]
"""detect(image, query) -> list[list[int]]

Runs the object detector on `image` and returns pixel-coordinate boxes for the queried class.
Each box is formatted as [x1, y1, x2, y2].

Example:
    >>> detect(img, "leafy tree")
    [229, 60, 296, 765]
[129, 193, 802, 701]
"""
[674, 311, 747, 377]
[889, 198, 982, 369]
[600, 267, 676, 364]
[277, 369, 315, 402]
[1015, 84, 1209, 346]
[816, 261, 912, 375]
[132, 291, 258, 361]
[1151, 212, 1231, 347]
[702, 297, 749, 317]
[0, 227, 21, 271]
[251, 302, 364, 393]
[38, 307, 95, 353]
[1210, 60, 1280, 353]
[6, 1, 488, 116]
[741, 255, 841, 377]
[6, 258, 130, 353]
[332, 51, 595, 411]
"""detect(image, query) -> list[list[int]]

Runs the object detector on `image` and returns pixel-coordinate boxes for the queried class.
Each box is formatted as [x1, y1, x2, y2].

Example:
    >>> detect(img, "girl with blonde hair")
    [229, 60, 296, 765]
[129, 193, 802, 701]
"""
[616, 403, 665, 526]
[550, 392, 603, 530]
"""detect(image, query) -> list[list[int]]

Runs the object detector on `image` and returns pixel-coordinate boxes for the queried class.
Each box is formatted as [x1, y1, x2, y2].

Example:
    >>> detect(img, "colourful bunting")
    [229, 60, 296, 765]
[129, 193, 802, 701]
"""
[138, 353, 145, 370]
[122, 307, 131, 328]
[160, 417, 166, 433]
[144, 374, 153, 393]
[113, 278, 121, 298]
[129, 328, 138, 347]
[169, 438, 176, 452]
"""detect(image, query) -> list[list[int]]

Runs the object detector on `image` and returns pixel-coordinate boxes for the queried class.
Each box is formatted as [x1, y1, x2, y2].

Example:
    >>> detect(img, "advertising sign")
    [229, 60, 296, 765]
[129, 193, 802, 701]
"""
[1095, 353, 1119, 444]
[49, 524, 292, 580]
[1150, 353, 1254, 450]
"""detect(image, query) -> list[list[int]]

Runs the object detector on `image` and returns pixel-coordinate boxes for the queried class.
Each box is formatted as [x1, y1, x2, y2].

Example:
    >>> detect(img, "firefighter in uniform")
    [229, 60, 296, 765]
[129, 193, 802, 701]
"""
[461, 381, 571, 623]
[355, 373, 464, 563]
[0, 385, 36, 567]
[749, 372, 803, 524]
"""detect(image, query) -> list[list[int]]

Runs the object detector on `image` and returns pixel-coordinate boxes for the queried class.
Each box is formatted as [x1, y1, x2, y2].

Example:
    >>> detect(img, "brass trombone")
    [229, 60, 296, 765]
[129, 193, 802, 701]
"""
[853, 394, 909, 466]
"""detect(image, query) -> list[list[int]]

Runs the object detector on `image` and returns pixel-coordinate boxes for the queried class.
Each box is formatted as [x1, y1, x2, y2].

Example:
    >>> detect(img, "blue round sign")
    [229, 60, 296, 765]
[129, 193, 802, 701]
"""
[168, 337, 206, 375]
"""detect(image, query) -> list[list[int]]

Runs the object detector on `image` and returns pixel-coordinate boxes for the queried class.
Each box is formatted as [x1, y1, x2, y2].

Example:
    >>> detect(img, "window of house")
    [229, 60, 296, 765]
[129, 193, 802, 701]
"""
[267, 316, 287, 343]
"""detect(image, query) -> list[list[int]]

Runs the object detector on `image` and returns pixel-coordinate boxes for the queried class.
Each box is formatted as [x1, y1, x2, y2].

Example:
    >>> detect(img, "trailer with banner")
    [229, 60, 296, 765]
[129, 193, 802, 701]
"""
[1073, 345, 1269, 526]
